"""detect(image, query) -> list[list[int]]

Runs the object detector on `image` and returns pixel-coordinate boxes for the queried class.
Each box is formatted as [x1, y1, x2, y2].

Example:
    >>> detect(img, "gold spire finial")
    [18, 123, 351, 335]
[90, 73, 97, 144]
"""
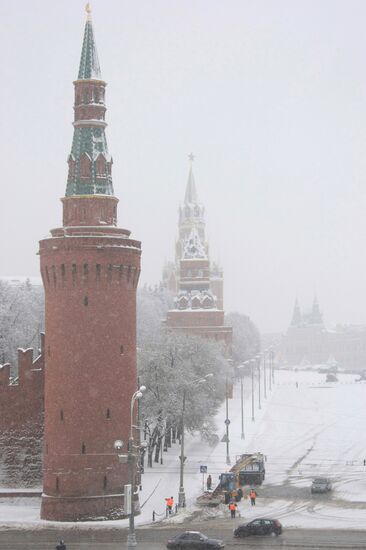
[85, 3, 92, 21]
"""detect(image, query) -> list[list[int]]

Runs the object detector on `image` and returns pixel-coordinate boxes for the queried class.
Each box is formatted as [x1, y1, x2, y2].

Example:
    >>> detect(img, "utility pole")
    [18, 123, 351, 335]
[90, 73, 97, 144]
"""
[240, 370, 245, 439]
[251, 360, 255, 422]
[258, 356, 261, 410]
[225, 377, 231, 465]
[178, 389, 186, 508]
[263, 352, 267, 399]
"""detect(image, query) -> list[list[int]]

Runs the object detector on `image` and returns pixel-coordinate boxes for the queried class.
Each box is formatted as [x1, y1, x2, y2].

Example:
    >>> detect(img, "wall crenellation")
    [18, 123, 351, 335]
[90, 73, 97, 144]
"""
[0, 335, 45, 487]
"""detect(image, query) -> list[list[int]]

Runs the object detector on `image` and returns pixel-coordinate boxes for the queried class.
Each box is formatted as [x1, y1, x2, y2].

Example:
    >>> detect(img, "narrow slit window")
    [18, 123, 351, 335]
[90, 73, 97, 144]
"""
[106, 408, 111, 419]
[120, 345, 124, 355]
[60, 410, 64, 421]
[103, 475, 107, 490]
[56, 477, 59, 492]
[81, 442, 86, 454]
[84, 296, 89, 306]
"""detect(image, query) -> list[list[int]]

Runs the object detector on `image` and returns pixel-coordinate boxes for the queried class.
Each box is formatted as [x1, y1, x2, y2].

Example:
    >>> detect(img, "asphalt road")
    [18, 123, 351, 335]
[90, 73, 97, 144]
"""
[1, 523, 366, 549]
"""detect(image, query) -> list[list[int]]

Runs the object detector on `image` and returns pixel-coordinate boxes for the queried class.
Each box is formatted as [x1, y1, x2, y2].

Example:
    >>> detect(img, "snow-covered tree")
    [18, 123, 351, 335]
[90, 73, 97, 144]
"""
[0, 280, 44, 369]
[137, 284, 173, 346]
[138, 331, 229, 466]
[225, 311, 261, 365]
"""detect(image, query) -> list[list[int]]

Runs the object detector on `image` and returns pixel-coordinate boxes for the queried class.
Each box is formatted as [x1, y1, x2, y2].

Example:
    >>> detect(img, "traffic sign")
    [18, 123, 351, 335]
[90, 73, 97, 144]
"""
[200, 465, 207, 473]
[179, 456, 187, 463]
[225, 419, 231, 425]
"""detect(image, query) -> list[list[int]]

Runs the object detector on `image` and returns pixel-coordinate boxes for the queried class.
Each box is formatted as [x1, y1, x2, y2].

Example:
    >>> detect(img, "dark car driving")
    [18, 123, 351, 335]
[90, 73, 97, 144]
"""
[234, 518, 282, 537]
[167, 531, 225, 549]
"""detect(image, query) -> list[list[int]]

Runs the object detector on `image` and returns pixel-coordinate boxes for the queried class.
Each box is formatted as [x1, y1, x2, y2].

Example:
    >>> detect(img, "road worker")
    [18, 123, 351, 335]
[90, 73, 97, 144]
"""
[249, 488, 257, 506]
[165, 496, 174, 514]
[229, 500, 237, 518]
[206, 474, 212, 490]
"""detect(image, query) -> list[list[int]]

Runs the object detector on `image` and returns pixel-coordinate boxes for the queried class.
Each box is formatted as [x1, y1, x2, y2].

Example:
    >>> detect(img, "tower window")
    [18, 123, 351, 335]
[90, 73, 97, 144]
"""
[60, 410, 64, 421]
[56, 477, 59, 492]
[96, 264, 101, 281]
[120, 345, 124, 355]
[83, 263, 89, 276]
[72, 264, 77, 285]
[81, 442, 86, 454]
[106, 408, 111, 419]
[84, 296, 89, 306]
[103, 475, 107, 490]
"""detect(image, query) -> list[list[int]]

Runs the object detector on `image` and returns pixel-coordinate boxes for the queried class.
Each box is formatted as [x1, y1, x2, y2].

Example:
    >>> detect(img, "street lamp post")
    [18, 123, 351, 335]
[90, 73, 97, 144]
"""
[178, 387, 187, 508]
[251, 359, 255, 421]
[263, 352, 267, 399]
[237, 362, 247, 440]
[127, 385, 146, 548]
[268, 348, 272, 392]
[257, 355, 262, 410]
[178, 373, 213, 508]
[271, 349, 275, 385]
[225, 376, 231, 465]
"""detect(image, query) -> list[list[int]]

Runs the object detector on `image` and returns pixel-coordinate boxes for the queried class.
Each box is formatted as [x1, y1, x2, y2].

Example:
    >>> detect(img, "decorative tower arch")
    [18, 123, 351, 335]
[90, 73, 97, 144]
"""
[39, 6, 141, 521]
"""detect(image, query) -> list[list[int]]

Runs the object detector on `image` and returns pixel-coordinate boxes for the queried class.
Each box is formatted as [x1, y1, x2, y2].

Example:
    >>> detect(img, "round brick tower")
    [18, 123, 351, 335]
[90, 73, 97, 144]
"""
[39, 7, 141, 521]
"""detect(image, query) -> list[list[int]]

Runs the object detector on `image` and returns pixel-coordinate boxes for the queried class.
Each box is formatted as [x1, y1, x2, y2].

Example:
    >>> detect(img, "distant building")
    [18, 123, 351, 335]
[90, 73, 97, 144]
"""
[280, 297, 366, 370]
[164, 156, 232, 349]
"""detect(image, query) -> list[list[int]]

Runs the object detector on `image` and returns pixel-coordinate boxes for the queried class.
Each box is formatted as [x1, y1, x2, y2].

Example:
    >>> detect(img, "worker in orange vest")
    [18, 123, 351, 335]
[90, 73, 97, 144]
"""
[228, 501, 237, 518]
[249, 489, 257, 506]
[165, 496, 174, 514]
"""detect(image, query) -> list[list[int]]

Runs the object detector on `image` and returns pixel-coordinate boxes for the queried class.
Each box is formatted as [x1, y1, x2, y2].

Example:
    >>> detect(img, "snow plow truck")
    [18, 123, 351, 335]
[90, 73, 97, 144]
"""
[196, 452, 265, 507]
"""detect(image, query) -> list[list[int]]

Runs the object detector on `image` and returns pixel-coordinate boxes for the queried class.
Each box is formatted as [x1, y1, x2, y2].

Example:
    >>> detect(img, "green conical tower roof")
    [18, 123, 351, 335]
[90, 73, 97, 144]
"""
[78, 5, 101, 80]
[65, 5, 114, 197]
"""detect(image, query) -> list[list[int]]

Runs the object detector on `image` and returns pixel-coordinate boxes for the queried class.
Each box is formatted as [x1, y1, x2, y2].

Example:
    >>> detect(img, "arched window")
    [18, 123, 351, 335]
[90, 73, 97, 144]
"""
[79, 154, 91, 178]
[68, 157, 76, 179]
[96, 154, 106, 176]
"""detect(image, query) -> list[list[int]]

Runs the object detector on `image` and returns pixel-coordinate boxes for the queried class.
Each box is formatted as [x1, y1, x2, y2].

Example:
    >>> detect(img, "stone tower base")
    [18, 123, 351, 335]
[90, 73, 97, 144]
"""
[40, 493, 126, 521]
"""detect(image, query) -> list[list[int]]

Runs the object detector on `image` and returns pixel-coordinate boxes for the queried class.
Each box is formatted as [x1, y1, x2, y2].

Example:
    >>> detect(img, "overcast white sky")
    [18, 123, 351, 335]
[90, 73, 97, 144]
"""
[1, 0, 366, 333]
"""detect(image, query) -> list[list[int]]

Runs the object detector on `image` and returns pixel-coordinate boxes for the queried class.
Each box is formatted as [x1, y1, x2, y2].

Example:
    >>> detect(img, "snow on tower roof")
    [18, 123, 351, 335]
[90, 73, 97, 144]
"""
[78, 4, 102, 80]
[184, 154, 198, 205]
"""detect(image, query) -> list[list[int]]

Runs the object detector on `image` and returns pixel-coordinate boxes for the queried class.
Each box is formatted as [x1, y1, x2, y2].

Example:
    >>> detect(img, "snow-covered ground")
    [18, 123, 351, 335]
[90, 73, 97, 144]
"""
[1, 369, 366, 530]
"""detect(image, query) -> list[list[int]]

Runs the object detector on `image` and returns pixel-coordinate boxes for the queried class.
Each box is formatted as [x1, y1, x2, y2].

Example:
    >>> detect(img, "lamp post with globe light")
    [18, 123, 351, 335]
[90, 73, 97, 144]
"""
[178, 374, 213, 508]
[237, 361, 249, 439]
[114, 384, 146, 548]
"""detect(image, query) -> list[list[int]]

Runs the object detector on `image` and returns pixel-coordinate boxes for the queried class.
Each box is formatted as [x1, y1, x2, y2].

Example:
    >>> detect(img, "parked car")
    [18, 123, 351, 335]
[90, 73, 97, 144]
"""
[234, 518, 282, 537]
[167, 531, 225, 549]
[311, 477, 332, 493]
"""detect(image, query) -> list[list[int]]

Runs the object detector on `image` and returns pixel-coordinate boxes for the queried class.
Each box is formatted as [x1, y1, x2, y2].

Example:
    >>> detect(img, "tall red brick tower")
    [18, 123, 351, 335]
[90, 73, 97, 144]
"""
[39, 6, 141, 521]
[166, 156, 232, 349]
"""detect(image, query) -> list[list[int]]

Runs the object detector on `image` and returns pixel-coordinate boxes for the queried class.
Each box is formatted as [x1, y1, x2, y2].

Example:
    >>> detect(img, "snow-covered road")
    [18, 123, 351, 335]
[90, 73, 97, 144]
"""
[1, 369, 366, 530]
